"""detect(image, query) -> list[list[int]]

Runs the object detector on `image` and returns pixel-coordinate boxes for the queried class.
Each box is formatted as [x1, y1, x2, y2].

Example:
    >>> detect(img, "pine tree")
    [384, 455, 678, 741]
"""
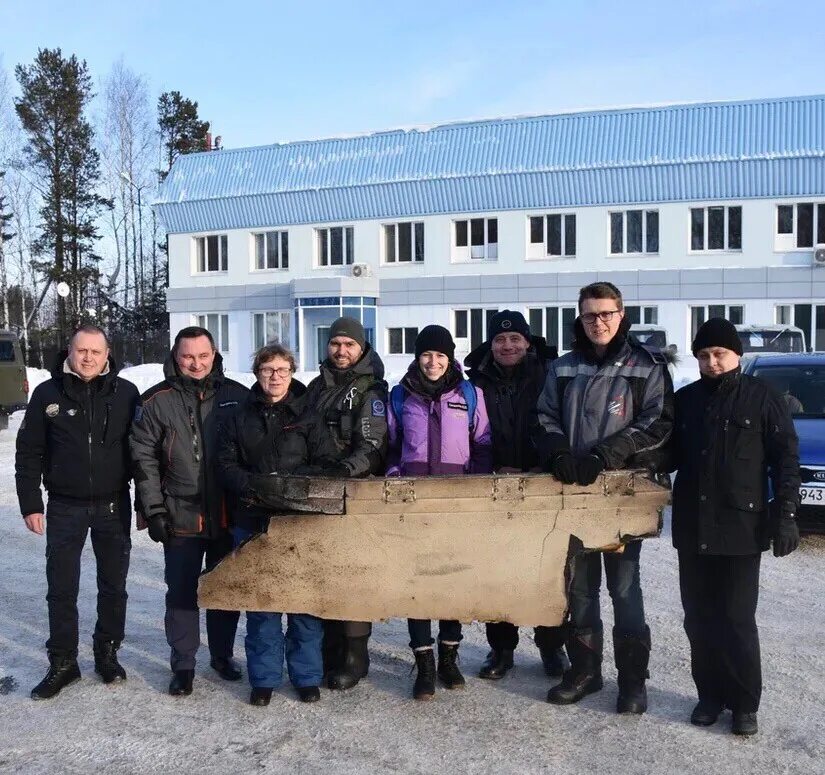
[157, 91, 210, 181]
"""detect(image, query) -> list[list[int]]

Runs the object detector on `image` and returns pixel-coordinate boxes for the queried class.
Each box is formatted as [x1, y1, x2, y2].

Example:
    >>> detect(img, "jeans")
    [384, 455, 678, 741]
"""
[568, 540, 646, 637]
[234, 527, 323, 689]
[486, 622, 566, 652]
[163, 534, 239, 671]
[408, 619, 462, 650]
[45, 493, 131, 657]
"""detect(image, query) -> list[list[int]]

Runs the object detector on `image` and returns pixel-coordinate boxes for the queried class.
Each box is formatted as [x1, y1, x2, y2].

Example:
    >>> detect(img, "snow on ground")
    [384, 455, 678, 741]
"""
[3, 391, 823, 774]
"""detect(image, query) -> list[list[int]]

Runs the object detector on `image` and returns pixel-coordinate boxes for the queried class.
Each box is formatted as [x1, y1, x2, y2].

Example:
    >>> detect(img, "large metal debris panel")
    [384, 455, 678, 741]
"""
[198, 471, 668, 627]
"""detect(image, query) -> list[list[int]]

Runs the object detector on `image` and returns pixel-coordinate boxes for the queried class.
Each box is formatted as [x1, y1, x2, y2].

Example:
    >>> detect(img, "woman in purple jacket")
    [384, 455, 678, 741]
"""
[386, 325, 493, 700]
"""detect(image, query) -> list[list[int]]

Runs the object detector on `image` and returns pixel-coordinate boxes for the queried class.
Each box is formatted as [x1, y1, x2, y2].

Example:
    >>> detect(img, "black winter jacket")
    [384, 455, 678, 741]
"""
[130, 353, 249, 538]
[303, 343, 388, 476]
[465, 337, 557, 472]
[16, 354, 139, 516]
[669, 369, 800, 555]
[217, 381, 339, 531]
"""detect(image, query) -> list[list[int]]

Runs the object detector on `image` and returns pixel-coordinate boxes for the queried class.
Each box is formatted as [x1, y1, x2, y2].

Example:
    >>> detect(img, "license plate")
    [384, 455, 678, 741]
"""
[801, 487, 825, 505]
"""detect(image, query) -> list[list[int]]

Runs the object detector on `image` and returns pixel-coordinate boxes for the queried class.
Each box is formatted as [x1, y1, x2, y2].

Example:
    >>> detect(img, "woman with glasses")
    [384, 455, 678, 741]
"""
[217, 344, 337, 707]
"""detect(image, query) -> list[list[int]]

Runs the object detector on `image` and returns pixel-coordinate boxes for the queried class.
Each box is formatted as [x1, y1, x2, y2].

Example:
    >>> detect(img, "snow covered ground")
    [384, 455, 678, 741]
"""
[2, 377, 823, 774]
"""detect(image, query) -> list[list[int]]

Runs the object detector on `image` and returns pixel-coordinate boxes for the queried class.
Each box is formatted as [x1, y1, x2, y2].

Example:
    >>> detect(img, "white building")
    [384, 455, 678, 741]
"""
[154, 95, 825, 374]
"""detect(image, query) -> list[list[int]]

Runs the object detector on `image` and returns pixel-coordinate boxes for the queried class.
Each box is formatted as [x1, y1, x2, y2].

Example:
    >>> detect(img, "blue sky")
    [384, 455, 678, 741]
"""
[2, 0, 825, 149]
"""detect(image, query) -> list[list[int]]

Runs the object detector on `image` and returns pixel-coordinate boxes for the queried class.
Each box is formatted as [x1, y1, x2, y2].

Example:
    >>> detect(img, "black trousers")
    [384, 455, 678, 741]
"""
[678, 551, 762, 713]
[486, 622, 566, 652]
[45, 493, 131, 658]
[163, 534, 239, 671]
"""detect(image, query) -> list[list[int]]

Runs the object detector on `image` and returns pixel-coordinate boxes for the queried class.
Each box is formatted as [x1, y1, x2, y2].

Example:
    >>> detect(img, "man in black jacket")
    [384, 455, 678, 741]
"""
[670, 318, 800, 736]
[16, 325, 139, 700]
[465, 310, 569, 681]
[303, 317, 388, 691]
[130, 327, 249, 696]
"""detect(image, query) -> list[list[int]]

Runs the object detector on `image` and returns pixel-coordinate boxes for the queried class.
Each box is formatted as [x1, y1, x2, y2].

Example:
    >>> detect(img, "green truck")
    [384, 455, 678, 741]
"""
[0, 330, 28, 430]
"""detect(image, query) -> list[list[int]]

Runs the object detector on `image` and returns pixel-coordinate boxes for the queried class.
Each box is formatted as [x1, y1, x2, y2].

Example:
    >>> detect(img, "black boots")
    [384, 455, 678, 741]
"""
[731, 711, 758, 736]
[31, 654, 81, 700]
[614, 627, 650, 715]
[93, 640, 126, 684]
[691, 699, 724, 726]
[546, 628, 603, 705]
[437, 642, 465, 690]
[210, 656, 242, 681]
[413, 648, 436, 700]
[250, 688, 273, 706]
[169, 669, 194, 696]
[539, 645, 570, 678]
[327, 635, 370, 690]
[296, 686, 321, 703]
[478, 649, 514, 680]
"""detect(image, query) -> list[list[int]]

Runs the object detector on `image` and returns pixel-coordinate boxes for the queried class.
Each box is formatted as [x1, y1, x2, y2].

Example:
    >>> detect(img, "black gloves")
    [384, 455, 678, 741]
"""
[146, 512, 170, 544]
[771, 501, 800, 558]
[576, 454, 605, 486]
[551, 453, 578, 484]
[321, 462, 351, 478]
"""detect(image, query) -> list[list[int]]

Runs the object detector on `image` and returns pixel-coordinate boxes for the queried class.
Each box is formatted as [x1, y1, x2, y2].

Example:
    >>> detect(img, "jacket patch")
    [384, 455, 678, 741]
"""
[607, 397, 625, 417]
[218, 401, 239, 408]
[134, 405, 144, 423]
[371, 399, 385, 416]
[448, 401, 468, 411]
[45, 403, 60, 418]
[67, 409, 77, 417]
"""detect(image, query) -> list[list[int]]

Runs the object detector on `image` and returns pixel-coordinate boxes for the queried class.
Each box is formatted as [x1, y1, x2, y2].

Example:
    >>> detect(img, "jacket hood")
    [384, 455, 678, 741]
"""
[464, 335, 557, 379]
[163, 349, 226, 385]
[320, 341, 385, 384]
[571, 314, 632, 359]
[51, 350, 120, 382]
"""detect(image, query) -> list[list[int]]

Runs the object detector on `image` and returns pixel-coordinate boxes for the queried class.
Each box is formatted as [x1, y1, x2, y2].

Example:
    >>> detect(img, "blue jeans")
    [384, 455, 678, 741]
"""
[408, 619, 463, 650]
[233, 527, 323, 689]
[568, 540, 646, 637]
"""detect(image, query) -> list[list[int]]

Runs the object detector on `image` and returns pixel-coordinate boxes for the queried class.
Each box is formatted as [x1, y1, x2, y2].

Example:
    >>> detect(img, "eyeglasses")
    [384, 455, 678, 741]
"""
[579, 310, 622, 325]
[258, 367, 293, 379]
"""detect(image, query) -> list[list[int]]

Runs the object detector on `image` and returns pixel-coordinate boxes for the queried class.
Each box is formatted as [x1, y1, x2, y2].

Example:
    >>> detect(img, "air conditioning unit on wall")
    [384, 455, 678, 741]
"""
[351, 263, 372, 278]
[814, 247, 825, 267]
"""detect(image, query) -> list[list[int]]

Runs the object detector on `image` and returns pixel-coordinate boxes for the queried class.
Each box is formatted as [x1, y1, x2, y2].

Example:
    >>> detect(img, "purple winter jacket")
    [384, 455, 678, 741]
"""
[386, 362, 493, 477]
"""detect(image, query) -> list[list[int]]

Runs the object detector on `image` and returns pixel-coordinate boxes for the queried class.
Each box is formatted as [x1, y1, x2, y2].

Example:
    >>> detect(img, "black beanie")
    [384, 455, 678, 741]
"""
[487, 310, 531, 342]
[692, 317, 743, 356]
[415, 325, 455, 361]
[328, 317, 366, 350]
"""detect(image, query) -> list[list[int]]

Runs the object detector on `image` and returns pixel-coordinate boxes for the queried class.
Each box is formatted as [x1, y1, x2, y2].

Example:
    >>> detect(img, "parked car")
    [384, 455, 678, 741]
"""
[735, 324, 807, 354]
[0, 330, 28, 430]
[742, 352, 825, 533]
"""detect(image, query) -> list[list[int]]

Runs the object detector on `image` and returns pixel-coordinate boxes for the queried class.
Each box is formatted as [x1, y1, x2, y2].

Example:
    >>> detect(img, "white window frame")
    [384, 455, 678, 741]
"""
[527, 213, 576, 259]
[452, 218, 498, 262]
[608, 209, 659, 255]
[774, 302, 825, 351]
[386, 326, 419, 355]
[252, 311, 292, 350]
[383, 222, 425, 264]
[452, 307, 500, 352]
[526, 305, 577, 352]
[194, 313, 230, 352]
[252, 230, 289, 271]
[624, 305, 659, 325]
[688, 205, 742, 253]
[774, 202, 825, 251]
[193, 234, 228, 273]
[688, 304, 745, 349]
[315, 225, 355, 267]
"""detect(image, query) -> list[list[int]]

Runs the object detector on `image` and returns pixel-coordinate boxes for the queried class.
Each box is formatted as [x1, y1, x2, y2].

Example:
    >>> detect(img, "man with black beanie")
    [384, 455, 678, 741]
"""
[666, 317, 800, 736]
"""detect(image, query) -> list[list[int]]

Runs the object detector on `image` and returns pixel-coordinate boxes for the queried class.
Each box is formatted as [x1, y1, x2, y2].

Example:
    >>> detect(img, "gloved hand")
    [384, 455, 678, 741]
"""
[321, 462, 351, 478]
[146, 511, 170, 544]
[551, 453, 578, 484]
[576, 454, 605, 486]
[771, 501, 800, 558]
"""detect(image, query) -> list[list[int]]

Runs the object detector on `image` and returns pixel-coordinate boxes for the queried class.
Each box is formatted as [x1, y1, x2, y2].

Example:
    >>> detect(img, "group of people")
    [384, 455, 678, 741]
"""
[15, 281, 801, 736]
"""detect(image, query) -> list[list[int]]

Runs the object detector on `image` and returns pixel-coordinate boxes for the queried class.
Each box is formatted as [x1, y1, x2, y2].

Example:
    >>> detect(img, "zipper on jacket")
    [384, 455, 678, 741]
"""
[86, 383, 94, 497]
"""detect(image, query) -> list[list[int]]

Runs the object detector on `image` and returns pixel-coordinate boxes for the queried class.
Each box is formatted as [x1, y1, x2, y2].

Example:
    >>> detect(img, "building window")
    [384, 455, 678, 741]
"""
[387, 327, 418, 355]
[384, 222, 424, 263]
[253, 230, 289, 270]
[775, 303, 825, 350]
[528, 214, 576, 258]
[252, 311, 292, 350]
[527, 306, 576, 352]
[609, 210, 659, 254]
[195, 313, 229, 352]
[452, 308, 499, 351]
[194, 234, 228, 272]
[316, 226, 355, 266]
[775, 203, 825, 249]
[689, 305, 744, 343]
[453, 218, 498, 261]
[690, 206, 742, 251]
[625, 306, 659, 325]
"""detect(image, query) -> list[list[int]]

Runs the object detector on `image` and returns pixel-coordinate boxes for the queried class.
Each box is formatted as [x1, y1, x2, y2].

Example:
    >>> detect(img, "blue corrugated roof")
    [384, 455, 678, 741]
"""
[154, 95, 825, 233]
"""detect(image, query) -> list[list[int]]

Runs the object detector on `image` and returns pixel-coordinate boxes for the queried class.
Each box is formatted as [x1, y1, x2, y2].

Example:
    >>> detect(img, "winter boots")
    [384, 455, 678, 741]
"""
[478, 648, 514, 680]
[413, 648, 436, 700]
[296, 686, 321, 703]
[250, 688, 273, 706]
[327, 635, 370, 690]
[210, 656, 242, 681]
[539, 645, 571, 678]
[93, 640, 126, 684]
[437, 642, 465, 690]
[690, 699, 724, 726]
[546, 628, 603, 705]
[614, 626, 651, 715]
[31, 654, 81, 700]
[731, 711, 758, 736]
[168, 669, 194, 696]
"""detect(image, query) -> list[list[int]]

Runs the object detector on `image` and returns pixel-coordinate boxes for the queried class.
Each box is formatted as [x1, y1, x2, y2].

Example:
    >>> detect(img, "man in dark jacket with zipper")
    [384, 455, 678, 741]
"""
[16, 325, 139, 700]
[303, 317, 388, 691]
[465, 310, 569, 681]
[130, 326, 248, 696]
[535, 282, 674, 715]
[670, 318, 800, 736]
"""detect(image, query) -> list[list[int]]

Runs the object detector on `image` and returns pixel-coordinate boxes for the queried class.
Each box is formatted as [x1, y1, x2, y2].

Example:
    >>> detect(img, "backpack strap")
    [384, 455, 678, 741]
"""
[390, 384, 407, 434]
[458, 380, 477, 434]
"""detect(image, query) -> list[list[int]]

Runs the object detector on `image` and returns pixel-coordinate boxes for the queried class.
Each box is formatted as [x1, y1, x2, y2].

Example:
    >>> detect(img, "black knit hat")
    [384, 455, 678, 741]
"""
[692, 317, 743, 356]
[487, 310, 531, 343]
[415, 325, 455, 361]
[328, 317, 366, 350]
